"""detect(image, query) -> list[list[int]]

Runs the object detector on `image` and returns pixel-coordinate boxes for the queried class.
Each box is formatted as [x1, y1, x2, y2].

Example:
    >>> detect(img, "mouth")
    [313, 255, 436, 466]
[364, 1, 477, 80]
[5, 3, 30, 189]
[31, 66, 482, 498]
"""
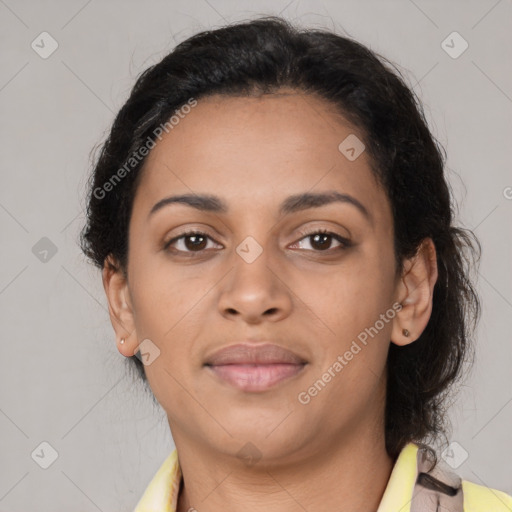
[204, 342, 308, 392]
[206, 363, 306, 392]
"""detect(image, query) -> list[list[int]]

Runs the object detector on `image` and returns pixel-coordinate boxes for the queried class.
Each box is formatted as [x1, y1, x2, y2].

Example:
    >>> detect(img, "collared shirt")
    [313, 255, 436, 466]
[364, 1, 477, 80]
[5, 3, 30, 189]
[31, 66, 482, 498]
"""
[133, 442, 512, 511]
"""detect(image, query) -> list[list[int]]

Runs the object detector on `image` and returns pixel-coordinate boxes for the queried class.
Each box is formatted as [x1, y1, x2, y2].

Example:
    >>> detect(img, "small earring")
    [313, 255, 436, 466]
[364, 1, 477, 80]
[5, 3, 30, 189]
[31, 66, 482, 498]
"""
[120, 338, 125, 344]
[402, 329, 410, 337]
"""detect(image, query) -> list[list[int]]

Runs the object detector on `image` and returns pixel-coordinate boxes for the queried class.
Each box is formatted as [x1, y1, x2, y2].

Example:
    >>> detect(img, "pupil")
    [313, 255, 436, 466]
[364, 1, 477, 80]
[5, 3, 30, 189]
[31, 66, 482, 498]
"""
[312, 234, 330, 250]
[186, 235, 207, 251]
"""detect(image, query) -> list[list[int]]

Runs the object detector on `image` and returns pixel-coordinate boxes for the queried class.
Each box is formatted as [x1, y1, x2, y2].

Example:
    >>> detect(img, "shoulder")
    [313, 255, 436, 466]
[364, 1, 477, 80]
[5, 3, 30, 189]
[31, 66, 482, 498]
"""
[461, 479, 512, 511]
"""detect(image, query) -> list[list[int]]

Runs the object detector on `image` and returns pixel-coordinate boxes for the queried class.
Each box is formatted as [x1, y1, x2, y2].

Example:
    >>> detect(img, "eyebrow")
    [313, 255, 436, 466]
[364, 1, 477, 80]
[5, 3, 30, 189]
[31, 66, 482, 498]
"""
[148, 191, 370, 221]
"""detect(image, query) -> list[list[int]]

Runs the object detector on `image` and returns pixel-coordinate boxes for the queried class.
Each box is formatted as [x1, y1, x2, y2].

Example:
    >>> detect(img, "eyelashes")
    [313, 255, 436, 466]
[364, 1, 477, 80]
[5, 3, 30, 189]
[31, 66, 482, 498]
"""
[164, 230, 219, 254]
[293, 228, 352, 251]
[163, 228, 352, 256]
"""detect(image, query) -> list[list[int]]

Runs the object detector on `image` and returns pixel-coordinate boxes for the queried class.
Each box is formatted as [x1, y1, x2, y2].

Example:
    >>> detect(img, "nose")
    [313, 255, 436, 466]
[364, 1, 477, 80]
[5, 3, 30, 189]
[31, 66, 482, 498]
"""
[217, 246, 293, 324]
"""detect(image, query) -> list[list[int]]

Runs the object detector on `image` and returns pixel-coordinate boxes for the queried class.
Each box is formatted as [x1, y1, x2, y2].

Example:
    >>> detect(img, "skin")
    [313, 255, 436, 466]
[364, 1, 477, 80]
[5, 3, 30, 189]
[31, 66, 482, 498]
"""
[103, 89, 438, 512]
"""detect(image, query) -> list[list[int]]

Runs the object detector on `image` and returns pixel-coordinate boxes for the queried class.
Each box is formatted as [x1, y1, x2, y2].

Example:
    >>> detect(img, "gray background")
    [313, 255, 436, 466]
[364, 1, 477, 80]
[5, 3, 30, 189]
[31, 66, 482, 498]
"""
[1, 0, 511, 510]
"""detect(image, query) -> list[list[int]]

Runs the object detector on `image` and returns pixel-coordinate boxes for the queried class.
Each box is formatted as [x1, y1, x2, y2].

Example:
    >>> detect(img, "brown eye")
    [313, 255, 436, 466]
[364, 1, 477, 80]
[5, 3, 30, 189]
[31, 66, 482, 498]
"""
[183, 234, 207, 251]
[292, 229, 352, 252]
[164, 231, 222, 254]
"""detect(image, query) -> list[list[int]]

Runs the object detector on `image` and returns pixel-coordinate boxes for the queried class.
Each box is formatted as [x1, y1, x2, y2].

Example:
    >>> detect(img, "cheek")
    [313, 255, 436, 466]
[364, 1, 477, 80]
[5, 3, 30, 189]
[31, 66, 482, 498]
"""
[294, 260, 393, 342]
[293, 263, 395, 394]
[129, 257, 201, 334]
[129, 265, 209, 370]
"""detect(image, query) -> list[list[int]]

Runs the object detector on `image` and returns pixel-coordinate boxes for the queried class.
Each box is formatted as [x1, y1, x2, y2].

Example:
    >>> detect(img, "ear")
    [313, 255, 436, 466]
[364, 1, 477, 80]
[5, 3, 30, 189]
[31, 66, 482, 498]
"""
[391, 238, 438, 346]
[102, 255, 138, 357]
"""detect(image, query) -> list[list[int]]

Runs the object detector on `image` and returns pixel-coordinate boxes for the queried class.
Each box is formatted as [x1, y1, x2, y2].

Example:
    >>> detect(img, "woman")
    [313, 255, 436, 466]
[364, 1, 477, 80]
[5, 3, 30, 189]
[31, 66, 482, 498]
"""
[80, 16, 512, 512]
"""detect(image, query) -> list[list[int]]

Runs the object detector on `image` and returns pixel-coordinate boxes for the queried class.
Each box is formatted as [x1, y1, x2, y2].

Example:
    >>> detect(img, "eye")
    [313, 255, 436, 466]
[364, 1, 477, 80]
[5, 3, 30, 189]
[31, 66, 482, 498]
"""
[291, 228, 352, 252]
[163, 230, 222, 255]
[163, 228, 352, 256]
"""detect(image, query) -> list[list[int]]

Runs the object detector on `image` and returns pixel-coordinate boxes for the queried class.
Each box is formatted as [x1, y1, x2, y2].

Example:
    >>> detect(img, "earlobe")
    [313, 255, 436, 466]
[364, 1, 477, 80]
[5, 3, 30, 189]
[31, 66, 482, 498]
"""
[102, 255, 138, 356]
[391, 238, 438, 346]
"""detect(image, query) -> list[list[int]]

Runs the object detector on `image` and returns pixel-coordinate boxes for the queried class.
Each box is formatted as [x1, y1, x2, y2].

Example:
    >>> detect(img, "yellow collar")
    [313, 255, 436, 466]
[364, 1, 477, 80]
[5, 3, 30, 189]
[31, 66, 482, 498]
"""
[134, 449, 182, 512]
[134, 443, 419, 512]
[132, 441, 512, 511]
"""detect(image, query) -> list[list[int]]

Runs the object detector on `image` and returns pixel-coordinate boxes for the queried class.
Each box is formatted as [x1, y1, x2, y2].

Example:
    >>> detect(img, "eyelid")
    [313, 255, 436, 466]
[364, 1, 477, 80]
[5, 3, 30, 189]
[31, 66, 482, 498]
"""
[163, 228, 223, 250]
[295, 226, 350, 240]
[293, 220, 352, 242]
[293, 227, 352, 249]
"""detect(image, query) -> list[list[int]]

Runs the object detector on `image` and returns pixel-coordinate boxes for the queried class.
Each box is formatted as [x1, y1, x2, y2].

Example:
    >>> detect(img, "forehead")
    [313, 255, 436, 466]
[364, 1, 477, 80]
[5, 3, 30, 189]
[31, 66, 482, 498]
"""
[133, 91, 386, 219]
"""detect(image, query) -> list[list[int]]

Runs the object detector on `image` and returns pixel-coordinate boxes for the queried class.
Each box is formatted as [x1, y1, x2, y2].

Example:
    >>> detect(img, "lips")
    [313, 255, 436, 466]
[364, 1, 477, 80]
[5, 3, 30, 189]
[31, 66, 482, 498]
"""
[204, 343, 307, 392]
[205, 343, 307, 366]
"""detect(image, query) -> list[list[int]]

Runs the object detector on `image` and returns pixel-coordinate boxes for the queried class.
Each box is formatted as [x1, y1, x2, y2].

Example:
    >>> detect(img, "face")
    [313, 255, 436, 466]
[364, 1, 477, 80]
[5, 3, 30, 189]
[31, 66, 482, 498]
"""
[113, 90, 408, 464]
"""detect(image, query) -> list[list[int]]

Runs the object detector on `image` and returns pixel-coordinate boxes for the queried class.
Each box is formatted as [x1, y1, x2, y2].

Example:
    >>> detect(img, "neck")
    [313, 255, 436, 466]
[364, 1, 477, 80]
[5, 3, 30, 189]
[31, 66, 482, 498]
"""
[174, 428, 394, 512]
